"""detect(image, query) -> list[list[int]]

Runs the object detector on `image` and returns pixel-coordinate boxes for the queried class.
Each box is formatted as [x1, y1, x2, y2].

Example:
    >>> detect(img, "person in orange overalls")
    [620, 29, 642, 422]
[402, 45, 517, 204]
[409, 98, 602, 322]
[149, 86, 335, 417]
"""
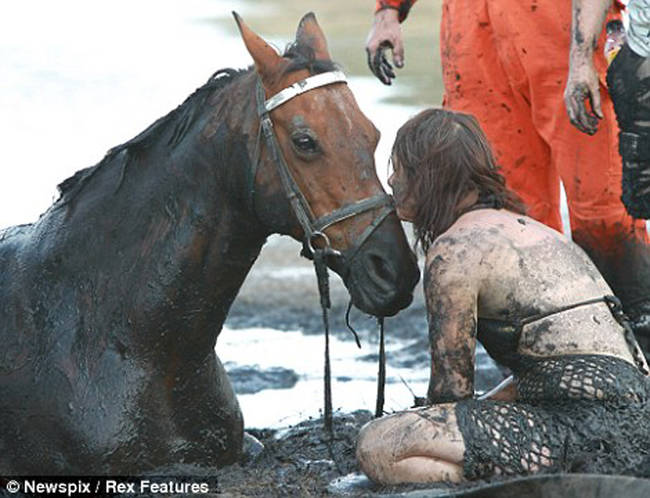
[366, 0, 650, 354]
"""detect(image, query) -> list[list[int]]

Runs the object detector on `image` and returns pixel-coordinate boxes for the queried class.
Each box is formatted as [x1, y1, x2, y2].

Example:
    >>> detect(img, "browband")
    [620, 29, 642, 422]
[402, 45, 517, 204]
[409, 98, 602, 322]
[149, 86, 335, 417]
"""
[263, 70, 347, 113]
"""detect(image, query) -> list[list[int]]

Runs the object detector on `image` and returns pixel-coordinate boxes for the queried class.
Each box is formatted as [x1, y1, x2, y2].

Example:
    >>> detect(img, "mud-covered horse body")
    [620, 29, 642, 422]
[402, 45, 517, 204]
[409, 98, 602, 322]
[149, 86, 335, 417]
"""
[0, 14, 419, 474]
[0, 132, 260, 473]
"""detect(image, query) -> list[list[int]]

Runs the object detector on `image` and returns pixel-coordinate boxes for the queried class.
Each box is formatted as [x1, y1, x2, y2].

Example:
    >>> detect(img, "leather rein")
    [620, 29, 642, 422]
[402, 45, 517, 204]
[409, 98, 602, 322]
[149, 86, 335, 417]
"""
[251, 71, 391, 430]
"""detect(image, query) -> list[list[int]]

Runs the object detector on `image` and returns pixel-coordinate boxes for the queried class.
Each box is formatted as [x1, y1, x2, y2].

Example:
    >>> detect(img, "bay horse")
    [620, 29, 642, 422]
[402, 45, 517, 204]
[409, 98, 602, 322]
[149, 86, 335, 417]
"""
[0, 13, 419, 474]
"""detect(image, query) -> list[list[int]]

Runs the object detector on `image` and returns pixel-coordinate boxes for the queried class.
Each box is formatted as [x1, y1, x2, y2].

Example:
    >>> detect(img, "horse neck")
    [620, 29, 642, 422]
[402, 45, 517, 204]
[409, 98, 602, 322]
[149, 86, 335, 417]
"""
[43, 73, 267, 358]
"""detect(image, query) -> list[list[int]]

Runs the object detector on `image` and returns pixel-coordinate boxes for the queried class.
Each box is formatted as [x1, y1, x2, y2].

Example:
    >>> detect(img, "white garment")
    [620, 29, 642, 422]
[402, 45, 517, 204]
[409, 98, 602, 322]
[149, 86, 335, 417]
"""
[628, 0, 650, 56]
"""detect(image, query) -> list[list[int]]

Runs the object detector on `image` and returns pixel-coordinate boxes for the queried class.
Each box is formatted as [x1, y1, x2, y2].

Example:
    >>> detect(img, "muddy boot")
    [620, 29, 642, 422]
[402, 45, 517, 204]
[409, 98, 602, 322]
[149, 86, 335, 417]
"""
[624, 300, 650, 363]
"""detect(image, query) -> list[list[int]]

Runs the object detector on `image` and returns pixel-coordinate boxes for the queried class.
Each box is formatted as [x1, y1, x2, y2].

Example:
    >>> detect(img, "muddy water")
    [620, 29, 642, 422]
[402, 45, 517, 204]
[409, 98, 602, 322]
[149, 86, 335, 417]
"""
[223, 236, 506, 429]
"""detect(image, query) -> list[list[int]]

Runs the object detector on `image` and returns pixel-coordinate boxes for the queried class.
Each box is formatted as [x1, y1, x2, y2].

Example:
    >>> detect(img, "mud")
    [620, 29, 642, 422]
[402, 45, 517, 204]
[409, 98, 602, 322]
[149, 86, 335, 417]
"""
[215, 411, 371, 497]
[214, 411, 548, 497]
[217, 234, 650, 495]
[215, 411, 475, 497]
[215, 234, 508, 496]
[226, 365, 299, 395]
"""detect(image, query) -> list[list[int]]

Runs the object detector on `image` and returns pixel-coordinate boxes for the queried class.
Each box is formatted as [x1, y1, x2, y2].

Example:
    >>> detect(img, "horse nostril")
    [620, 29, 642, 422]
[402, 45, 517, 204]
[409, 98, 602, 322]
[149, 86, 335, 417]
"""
[367, 253, 394, 283]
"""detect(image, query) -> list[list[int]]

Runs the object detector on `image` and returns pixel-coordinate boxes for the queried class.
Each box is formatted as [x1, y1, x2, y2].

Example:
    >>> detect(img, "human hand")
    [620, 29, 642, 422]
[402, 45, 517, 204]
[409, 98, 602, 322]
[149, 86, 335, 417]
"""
[365, 8, 404, 85]
[564, 57, 603, 135]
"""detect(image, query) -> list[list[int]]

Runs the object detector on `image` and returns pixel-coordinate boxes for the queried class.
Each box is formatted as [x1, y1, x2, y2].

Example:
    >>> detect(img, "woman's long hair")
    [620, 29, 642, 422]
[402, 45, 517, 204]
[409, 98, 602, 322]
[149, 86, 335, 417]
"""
[392, 108, 526, 251]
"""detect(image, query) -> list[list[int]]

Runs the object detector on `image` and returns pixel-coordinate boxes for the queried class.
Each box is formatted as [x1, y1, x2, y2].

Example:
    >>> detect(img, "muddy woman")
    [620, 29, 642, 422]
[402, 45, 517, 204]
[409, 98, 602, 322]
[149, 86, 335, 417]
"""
[356, 108, 650, 483]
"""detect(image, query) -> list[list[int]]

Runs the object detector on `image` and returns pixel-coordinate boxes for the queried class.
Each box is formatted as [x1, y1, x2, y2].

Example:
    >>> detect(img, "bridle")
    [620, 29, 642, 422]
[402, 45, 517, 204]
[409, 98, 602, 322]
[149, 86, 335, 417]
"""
[250, 70, 392, 430]
[250, 70, 395, 263]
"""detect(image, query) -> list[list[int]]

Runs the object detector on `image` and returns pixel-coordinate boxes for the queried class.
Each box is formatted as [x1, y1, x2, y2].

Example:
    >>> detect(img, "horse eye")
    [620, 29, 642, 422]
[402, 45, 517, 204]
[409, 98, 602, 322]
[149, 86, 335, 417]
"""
[292, 133, 319, 154]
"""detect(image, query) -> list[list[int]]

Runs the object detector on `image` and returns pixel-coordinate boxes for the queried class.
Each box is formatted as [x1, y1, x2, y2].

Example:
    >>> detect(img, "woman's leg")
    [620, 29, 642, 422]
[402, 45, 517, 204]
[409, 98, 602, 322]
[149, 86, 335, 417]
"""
[356, 404, 465, 485]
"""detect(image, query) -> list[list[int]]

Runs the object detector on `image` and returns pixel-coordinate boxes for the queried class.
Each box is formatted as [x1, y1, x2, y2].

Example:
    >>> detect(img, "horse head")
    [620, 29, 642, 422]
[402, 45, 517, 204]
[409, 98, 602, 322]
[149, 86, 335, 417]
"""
[234, 13, 419, 317]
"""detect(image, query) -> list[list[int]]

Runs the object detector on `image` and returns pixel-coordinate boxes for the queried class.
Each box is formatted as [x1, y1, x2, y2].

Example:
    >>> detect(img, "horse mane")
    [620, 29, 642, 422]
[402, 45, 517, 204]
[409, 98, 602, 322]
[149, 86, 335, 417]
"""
[55, 42, 338, 207]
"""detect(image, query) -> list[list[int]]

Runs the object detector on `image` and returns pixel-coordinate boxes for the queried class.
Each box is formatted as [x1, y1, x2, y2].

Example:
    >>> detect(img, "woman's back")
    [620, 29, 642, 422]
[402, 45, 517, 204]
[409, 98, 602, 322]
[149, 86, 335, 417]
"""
[436, 208, 638, 366]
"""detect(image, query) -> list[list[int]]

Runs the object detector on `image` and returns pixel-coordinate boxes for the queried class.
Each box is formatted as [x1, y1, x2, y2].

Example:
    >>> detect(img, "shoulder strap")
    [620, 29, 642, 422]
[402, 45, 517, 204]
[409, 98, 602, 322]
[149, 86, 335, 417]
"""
[519, 296, 611, 326]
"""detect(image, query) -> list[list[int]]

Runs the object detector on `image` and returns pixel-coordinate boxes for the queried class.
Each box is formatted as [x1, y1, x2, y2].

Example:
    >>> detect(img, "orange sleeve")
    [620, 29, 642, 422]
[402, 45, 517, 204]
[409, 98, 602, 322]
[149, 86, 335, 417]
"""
[374, 0, 417, 23]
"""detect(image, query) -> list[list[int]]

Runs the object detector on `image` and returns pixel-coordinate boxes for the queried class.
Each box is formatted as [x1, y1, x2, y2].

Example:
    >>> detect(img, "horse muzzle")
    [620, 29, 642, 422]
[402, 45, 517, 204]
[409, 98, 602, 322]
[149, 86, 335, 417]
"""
[339, 216, 419, 317]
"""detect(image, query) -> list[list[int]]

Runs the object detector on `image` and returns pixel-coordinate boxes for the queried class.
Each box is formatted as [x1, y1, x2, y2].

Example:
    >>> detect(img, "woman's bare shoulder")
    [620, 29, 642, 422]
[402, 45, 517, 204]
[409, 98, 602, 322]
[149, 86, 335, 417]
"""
[424, 219, 496, 280]
[426, 210, 514, 260]
[448, 209, 571, 247]
[424, 209, 573, 281]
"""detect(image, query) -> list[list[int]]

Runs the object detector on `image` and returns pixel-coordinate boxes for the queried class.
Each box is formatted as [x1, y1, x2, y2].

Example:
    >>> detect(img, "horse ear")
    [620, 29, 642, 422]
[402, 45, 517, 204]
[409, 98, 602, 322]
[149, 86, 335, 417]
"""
[295, 12, 331, 61]
[233, 12, 285, 85]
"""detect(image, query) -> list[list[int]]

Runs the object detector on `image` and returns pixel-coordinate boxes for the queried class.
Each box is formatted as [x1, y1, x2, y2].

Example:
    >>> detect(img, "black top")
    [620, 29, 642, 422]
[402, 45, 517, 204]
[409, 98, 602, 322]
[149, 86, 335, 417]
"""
[477, 295, 626, 371]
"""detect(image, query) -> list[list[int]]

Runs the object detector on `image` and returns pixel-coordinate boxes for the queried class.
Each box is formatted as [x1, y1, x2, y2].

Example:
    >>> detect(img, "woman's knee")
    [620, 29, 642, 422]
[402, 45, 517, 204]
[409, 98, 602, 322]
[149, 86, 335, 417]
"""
[356, 418, 392, 483]
[357, 411, 466, 484]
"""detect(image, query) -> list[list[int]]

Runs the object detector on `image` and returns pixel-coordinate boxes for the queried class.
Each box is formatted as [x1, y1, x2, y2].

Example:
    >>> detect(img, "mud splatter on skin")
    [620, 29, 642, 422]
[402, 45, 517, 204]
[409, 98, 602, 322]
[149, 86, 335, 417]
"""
[573, 7, 584, 46]
[495, 290, 542, 321]
[572, 228, 650, 309]
[422, 210, 638, 381]
[424, 239, 478, 403]
[423, 405, 452, 424]
[518, 319, 554, 350]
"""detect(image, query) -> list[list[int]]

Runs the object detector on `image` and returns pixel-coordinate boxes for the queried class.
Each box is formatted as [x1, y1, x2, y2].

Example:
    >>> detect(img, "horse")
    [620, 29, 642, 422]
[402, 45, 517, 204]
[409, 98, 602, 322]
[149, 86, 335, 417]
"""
[0, 13, 419, 474]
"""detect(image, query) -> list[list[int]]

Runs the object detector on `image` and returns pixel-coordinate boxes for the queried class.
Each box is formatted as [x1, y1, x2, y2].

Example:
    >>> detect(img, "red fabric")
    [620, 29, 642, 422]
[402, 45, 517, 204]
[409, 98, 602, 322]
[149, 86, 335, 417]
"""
[370, 0, 649, 296]
[375, 0, 403, 8]
[439, 0, 648, 281]
[375, 1, 622, 22]
[375, 0, 418, 22]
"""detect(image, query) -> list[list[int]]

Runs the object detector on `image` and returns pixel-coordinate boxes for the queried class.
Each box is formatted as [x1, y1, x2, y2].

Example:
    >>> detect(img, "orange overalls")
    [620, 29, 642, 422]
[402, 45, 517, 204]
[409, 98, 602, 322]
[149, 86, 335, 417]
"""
[376, 0, 650, 310]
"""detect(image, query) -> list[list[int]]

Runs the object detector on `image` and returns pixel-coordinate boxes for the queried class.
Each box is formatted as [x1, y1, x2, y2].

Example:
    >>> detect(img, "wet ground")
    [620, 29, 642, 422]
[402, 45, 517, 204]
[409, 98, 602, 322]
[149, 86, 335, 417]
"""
[220, 235, 506, 428]
[214, 410, 475, 497]
[215, 235, 506, 496]
[215, 411, 373, 497]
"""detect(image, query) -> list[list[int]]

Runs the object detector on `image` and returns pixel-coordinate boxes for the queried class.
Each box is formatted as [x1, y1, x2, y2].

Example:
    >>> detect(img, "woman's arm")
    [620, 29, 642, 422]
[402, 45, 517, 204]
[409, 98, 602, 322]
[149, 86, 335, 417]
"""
[424, 238, 479, 404]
